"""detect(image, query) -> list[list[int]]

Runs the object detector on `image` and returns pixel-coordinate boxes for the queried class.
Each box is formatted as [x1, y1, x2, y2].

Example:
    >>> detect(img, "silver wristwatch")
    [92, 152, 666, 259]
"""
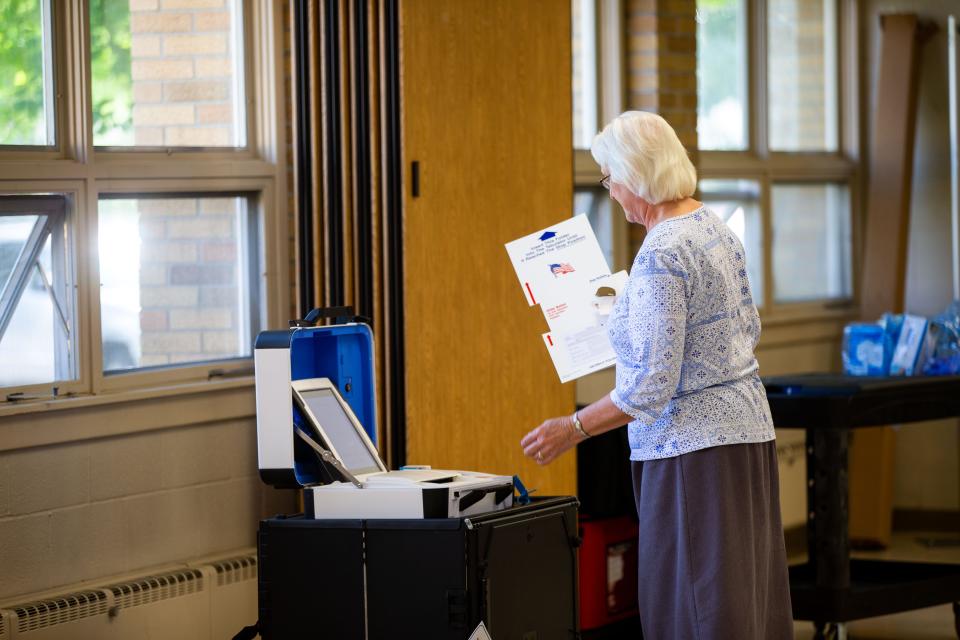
[572, 411, 590, 438]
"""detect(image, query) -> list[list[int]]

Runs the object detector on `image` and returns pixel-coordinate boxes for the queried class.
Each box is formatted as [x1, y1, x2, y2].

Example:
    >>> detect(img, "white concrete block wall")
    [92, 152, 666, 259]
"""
[0, 416, 295, 602]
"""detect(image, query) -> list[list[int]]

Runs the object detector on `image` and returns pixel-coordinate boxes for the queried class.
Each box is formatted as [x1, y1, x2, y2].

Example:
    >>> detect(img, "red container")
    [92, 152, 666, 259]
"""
[578, 515, 640, 630]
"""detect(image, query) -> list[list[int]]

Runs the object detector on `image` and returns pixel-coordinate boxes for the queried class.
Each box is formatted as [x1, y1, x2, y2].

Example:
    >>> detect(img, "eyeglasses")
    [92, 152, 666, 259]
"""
[600, 174, 611, 190]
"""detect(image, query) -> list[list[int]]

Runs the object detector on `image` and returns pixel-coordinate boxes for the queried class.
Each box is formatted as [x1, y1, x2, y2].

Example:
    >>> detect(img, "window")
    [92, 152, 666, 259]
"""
[0, 0, 57, 146]
[696, 0, 856, 316]
[696, 0, 747, 150]
[572, 0, 629, 272]
[767, 0, 838, 151]
[89, 0, 247, 148]
[771, 183, 851, 302]
[98, 194, 260, 372]
[574, 189, 619, 271]
[0, 197, 73, 387]
[572, 0, 599, 150]
[699, 180, 763, 305]
[0, 1, 285, 399]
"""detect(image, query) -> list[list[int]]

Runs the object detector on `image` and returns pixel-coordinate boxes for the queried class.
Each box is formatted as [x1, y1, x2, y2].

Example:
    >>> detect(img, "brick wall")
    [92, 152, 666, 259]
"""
[129, 0, 241, 147]
[626, 0, 698, 150]
[123, 0, 248, 367]
[136, 197, 245, 367]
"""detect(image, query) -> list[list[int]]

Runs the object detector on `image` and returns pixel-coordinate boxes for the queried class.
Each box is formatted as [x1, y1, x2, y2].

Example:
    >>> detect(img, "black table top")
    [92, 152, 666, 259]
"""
[762, 374, 960, 429]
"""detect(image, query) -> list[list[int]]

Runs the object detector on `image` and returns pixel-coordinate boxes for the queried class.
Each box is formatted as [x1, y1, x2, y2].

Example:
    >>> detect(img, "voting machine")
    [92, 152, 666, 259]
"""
[253, 308, 513, 519]
[252, 308, 581, 639]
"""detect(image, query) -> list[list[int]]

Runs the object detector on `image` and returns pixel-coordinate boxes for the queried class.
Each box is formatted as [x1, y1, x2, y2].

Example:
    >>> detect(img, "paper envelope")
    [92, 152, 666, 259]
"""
[504, 214, 611, 306]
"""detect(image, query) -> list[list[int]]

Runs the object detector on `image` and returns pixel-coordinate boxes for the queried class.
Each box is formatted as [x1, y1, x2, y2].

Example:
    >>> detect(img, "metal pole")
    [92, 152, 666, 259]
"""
[949, 16, 960, 532]
[949, 15, 958, 300]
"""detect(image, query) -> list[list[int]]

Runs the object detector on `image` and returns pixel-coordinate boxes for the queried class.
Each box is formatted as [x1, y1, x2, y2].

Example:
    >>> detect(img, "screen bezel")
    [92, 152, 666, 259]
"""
[291, 377, 386, 476]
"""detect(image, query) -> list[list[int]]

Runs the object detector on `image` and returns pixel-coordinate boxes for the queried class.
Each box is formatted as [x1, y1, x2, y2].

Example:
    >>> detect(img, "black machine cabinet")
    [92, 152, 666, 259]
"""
[258, 497, 580, 640]
[764, 374, 960, 638]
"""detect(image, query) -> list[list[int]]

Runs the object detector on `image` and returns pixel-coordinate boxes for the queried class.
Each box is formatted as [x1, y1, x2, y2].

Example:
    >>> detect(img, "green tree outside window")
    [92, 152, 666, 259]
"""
[0, 0, 133, 146]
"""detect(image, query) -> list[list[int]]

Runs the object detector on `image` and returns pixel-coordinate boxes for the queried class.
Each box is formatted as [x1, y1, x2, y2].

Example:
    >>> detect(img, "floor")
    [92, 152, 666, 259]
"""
[791, 531, 960, 639]
[582, 531, 960, 639]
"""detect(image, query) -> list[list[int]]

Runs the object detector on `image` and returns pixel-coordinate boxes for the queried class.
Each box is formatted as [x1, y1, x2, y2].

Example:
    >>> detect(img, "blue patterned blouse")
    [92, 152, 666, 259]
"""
[607, 207, 775, 461]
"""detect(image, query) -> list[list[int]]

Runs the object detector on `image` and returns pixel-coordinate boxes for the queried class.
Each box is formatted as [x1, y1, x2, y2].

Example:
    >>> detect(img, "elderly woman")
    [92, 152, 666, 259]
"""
[521, 111, 793, 639]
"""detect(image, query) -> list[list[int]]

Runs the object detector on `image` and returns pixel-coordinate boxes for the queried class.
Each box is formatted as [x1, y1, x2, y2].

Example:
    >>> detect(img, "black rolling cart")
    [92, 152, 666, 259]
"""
[764, 374, 960, 640]
[257, 496, 581, 640]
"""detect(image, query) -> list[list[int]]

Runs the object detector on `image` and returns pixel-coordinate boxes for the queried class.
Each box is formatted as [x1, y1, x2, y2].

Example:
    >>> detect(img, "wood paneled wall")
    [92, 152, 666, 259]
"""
[294, 1, 577, 492]
[400, 0, 577, 495]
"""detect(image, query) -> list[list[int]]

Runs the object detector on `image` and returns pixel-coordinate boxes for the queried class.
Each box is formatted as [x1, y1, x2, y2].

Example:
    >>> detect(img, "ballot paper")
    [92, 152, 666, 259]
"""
[539, 270, 629, 334]
[506, 216, 624, 383]
[542, 328, 618, 383]
[504, 214, 611, 306]
[536, 271, 628, 381]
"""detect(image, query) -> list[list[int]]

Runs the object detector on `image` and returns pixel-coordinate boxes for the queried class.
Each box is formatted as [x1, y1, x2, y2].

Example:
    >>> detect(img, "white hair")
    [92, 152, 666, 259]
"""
[590, 111, 697, 205]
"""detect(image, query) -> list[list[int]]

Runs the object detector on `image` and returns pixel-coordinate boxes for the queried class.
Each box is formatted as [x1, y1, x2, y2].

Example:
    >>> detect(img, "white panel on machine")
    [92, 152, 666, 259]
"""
[254, 347, 295, 472]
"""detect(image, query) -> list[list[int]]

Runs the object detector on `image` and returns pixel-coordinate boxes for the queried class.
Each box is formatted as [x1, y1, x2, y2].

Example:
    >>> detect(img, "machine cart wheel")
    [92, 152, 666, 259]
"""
[812, 621, 847, 640]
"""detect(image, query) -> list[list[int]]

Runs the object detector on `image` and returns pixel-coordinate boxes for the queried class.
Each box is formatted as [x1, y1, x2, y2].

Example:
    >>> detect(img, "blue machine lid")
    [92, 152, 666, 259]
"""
[287, 323, 378, 444]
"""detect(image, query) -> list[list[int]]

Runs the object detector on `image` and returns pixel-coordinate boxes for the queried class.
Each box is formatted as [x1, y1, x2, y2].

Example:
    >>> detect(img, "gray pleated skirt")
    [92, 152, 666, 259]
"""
[631, 440, 794, 640]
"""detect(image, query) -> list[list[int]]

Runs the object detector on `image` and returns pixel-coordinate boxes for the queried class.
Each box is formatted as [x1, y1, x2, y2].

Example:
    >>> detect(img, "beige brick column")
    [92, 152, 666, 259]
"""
[626, 0, 698, 151]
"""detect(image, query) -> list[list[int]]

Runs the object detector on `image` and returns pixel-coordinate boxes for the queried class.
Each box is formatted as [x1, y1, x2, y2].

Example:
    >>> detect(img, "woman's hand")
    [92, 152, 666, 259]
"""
[521, 415, 582, 465]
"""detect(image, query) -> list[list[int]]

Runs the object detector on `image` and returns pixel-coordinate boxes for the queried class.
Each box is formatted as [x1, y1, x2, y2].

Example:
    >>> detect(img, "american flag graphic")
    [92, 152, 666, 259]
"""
[549, 262, 575, 277]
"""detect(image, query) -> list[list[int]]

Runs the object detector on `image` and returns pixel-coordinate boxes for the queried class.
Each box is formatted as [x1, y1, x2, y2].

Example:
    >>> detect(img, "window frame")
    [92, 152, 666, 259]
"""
[91, 180, 272, 394]
[0, 195, 75, 387]
[0, 0, 289, 404]
[697, 0, 861, 322]
[89, 0, 257, 156]
[0, 182, 87, 400]
[573, 0, 631, 274]
[0, 0, 69, 157]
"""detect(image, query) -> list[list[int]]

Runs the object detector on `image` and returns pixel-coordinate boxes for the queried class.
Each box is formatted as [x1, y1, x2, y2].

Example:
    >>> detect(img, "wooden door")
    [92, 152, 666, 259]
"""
[401, 0, 576, 495]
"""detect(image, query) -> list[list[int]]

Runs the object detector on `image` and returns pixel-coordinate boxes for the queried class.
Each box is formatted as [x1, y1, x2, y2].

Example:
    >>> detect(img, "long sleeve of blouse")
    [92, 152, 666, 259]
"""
[609, 248, 688, 423]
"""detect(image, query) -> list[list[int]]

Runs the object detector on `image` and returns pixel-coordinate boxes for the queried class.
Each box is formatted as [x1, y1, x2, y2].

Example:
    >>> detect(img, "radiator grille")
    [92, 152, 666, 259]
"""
[107, 568, 204, 610]
[212, 554, 258, 586]
[12, 590, 109, 633]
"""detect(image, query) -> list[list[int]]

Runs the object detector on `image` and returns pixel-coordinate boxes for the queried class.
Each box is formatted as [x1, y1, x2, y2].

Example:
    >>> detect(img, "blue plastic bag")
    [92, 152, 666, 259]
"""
[842, 323, 886, 376]
[922, 300, 960, 375]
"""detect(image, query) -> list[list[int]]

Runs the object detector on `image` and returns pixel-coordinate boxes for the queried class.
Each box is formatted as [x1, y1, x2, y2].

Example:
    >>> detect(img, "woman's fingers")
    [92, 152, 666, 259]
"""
[522, 421, 558, 464]
[522, 434, 543, 458]
[521, 425, 547, 462]
[521, 416, 577, 465]
[520, 427, 540, 449]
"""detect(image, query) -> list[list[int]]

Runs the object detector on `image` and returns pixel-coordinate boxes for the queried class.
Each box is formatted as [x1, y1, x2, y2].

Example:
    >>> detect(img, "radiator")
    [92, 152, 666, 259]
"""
[0, 552, 257, 640]
[0, 610, 10, 640]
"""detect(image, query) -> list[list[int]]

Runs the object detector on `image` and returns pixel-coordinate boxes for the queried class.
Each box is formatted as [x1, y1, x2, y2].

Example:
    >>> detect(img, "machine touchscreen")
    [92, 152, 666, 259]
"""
[293, 386, 383, 476]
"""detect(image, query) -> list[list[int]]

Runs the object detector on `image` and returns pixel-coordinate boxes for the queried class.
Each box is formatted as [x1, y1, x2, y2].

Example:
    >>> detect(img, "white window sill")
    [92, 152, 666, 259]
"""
[0, 377, 256, 453]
